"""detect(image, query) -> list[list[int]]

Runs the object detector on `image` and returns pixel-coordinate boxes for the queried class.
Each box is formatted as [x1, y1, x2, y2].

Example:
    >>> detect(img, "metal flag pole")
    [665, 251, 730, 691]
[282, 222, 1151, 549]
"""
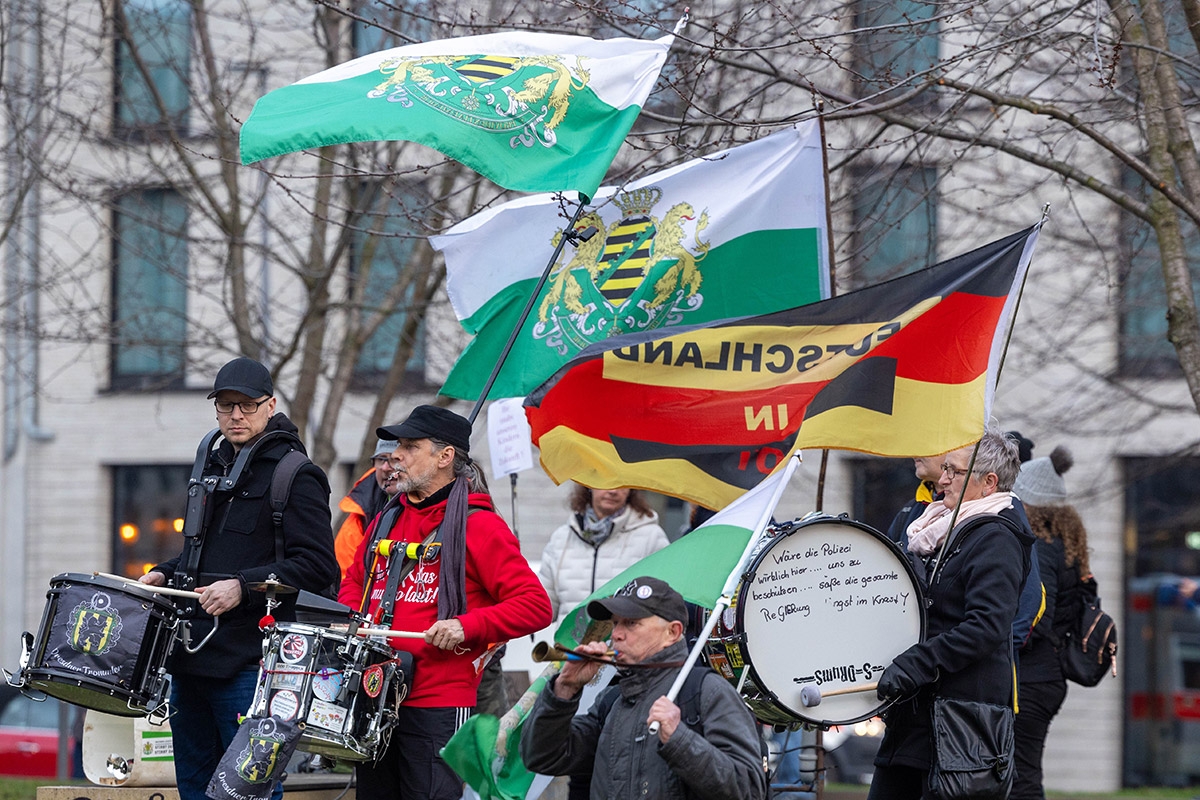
[648, 454, 802, 735]
[466, 193, 593, 425]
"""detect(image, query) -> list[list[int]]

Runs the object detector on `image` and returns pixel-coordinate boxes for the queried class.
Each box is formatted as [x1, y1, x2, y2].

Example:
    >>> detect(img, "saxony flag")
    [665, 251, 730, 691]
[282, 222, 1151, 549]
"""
[525, 225, 1042, 510]
[239, 30, 676, 197]
[435, 123, 830, 401]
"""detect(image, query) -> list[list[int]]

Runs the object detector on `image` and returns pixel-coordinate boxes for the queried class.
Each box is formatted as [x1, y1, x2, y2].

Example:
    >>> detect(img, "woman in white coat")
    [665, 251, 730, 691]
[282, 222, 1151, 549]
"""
[539, 484, 670, 622]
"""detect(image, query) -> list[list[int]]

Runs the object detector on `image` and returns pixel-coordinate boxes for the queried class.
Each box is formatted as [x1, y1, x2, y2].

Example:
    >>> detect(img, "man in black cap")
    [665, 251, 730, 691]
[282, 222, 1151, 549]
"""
[338, 404, 552, 800]
[520, 576, 768, 800]
[140, 357, 337, 800]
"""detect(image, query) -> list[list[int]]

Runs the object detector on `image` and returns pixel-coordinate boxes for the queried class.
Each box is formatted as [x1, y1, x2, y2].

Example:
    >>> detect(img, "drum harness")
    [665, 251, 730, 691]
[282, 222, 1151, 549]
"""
[175, 428, 306, 654]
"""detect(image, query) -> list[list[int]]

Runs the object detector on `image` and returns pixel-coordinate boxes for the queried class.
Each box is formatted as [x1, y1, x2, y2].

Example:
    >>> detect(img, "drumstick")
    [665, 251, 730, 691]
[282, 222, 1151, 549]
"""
[94, 571, 202, 600]
[353, 626, 429, 639]
[799, 682, 878, 708]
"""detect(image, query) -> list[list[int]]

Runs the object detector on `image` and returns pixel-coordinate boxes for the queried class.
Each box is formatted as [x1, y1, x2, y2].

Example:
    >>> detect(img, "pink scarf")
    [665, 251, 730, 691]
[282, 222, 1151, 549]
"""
[906, 491, 1015, 556]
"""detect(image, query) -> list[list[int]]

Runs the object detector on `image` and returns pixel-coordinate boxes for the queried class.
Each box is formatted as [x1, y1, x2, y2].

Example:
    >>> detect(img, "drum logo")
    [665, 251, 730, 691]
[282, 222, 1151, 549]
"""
[534, 186, 712, 354]
[362, 665, 384, 699]
[236, 717, 286, 784]
[279, 633, 309, 664]
[67, 592, 123, 656]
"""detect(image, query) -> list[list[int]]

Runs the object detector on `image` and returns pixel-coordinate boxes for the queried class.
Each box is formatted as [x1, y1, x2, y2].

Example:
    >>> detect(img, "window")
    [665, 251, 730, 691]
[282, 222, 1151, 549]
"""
[853, 0, 940, 103]
[111, 189, 189, 389]
[349, 185, 429, 388]
[353, 0, 435, 54]
[850, 165, 938, 286]
[1117, 170, 1200, 377]
[114, 0, 191, 138]
[111, 464, 191, 579]
[848, 456, 919, 536]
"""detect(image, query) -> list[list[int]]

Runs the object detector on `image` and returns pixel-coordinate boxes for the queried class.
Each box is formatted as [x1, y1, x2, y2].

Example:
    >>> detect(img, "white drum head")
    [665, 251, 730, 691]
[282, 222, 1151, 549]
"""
[738, 517, 924, 726]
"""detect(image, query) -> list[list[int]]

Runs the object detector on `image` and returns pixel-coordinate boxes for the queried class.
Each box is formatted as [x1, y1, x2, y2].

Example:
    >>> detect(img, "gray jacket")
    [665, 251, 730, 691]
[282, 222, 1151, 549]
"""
[520, 641, 768, 800]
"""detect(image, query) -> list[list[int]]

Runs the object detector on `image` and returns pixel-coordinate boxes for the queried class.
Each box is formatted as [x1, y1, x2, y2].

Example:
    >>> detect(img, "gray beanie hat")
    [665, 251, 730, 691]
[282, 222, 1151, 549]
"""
[1013, 445, 1074, 506]
[372, 438, 394, 458]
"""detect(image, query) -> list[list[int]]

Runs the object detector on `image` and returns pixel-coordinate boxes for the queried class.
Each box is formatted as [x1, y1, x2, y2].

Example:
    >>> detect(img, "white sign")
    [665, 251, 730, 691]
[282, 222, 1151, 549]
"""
[487, 398, 534, 477]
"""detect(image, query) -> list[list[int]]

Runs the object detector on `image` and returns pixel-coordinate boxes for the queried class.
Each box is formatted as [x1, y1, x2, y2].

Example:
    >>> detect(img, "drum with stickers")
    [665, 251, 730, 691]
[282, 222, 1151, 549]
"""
[703, 515, 925, 727]
[251, 621, 408, 761]
[10, 573, 178, 717]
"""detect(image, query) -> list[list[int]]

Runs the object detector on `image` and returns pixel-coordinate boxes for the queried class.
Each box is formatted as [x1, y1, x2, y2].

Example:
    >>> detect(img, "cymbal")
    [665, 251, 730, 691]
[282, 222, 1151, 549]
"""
[247, 579, 298, 595]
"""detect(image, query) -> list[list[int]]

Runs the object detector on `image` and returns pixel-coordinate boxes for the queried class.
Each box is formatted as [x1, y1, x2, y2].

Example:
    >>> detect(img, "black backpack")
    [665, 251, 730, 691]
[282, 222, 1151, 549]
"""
[1058, 576, 1117, 686]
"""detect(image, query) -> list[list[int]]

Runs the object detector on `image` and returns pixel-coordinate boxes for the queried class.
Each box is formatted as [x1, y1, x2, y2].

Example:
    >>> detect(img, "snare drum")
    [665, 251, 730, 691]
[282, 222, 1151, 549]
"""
[14, 573, 178, 717]
[704, 516, 925, 727]
[250, 622, 406, 761]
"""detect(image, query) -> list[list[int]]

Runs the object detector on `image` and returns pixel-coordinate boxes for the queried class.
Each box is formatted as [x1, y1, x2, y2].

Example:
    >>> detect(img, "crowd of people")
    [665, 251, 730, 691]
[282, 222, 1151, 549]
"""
[134, 355, 1099, 800]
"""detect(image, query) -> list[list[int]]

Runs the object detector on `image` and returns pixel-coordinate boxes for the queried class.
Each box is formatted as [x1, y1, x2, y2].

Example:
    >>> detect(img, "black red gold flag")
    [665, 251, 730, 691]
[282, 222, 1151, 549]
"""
[524, 225, 1041, 509]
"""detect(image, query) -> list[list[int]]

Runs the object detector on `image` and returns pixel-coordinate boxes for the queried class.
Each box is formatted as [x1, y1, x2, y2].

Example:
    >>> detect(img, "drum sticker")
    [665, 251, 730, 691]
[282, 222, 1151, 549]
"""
[363, 665, 384, 698]
[270, 666, 305, 691]
[724, 642, 744, 669]
[268, 690, 300, 721]
[707, 650, 736, 680]
[307, 698, 348, 733]
[311, 667, 344, 702]
[279, 633, 309, 664]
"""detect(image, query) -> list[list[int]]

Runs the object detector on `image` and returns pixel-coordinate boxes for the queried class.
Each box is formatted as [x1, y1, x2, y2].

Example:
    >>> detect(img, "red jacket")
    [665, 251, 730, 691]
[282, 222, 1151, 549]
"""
[339, 488, 551, 707]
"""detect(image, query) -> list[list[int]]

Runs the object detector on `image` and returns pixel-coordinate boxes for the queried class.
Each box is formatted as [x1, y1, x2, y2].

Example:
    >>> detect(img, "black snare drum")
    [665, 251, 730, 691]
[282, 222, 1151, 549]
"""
[14, 573, 178, 717]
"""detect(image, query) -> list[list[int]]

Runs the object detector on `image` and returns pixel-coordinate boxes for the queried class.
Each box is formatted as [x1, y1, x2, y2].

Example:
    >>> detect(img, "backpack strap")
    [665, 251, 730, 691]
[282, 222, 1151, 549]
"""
[270, 449, 312, 563]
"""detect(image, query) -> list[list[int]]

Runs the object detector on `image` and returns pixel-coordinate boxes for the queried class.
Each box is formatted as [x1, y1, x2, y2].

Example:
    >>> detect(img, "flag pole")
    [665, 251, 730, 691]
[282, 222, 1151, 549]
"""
[813, 100, 837, 515]
[648, 454, 801, 735]
[466, 192, 593, 424]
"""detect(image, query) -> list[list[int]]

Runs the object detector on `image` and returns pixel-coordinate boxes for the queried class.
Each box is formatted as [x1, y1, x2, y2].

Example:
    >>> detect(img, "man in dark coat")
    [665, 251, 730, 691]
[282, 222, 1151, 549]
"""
[141, 357, 337, 800]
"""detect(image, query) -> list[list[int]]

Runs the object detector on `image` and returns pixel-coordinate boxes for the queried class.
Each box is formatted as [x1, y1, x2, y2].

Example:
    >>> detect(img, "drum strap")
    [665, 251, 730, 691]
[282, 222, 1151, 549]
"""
[371, 508, 480, 627]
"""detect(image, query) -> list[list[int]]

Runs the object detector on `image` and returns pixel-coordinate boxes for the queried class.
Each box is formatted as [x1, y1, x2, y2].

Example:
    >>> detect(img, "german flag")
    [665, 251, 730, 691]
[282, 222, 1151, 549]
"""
[525, 225, 1042, 509]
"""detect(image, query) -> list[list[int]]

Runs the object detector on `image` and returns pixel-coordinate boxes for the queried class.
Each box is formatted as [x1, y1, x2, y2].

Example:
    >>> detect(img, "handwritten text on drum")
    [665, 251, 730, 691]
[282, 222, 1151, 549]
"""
[753, 537, 912, 623]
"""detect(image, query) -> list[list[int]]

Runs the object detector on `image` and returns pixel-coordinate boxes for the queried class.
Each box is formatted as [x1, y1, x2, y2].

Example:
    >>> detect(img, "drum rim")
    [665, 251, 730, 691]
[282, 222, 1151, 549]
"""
[734, 514, 927, 727]
[49, 572, 179, 610]
[269, 620, 397, 656]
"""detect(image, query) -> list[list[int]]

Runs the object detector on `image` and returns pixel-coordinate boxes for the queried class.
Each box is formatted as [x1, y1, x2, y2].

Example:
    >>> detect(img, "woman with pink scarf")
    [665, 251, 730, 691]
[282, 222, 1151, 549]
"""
[868, 425, 1035, 800]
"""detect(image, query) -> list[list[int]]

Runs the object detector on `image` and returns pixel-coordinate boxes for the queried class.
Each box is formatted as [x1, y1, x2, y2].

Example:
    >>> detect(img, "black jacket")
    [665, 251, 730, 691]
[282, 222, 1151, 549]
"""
[154, 414, 337, 678]
[1018, 535, 1080, 682]
[875, 504, 1034, 770]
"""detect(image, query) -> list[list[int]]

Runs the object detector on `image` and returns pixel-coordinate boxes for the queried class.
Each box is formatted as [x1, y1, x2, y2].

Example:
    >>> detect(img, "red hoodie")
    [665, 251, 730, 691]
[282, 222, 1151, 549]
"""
[339, 489, 551, 707]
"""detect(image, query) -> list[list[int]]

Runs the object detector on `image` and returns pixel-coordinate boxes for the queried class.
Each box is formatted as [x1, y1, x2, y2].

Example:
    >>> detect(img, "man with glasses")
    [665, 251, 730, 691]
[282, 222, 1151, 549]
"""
[334, 438, 399, 578]
[141, 356, 337, 800]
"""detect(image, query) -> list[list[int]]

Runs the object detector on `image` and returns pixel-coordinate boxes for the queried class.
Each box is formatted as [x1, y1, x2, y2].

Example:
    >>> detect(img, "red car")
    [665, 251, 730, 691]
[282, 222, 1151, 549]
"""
[0, 686, 78, 778]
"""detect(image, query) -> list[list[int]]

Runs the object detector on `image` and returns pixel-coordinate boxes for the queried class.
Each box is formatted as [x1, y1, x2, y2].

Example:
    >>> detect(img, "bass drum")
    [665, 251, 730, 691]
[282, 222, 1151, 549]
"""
[704, 515, 925, 727]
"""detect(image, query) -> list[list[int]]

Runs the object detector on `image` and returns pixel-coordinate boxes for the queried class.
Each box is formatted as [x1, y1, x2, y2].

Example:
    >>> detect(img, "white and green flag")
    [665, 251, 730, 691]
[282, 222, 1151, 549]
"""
[435, 122, 831, 401]
[239, 30, 675, 196]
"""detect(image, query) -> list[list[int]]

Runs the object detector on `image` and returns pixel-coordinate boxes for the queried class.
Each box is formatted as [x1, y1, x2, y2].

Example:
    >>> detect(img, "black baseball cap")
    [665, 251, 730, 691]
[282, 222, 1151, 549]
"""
[208, 357, 273, 399]
[377, 405, 472, 455]
[588, 576, 688, 625]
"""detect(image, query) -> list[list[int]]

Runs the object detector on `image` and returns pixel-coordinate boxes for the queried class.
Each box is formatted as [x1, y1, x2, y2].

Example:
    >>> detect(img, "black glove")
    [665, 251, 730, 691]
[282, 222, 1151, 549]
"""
[877, 662, 918, 700]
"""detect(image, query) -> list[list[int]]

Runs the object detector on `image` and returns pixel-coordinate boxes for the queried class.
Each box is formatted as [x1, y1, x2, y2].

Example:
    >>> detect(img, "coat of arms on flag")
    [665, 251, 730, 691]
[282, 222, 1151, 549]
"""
[536, 185, 711, 352]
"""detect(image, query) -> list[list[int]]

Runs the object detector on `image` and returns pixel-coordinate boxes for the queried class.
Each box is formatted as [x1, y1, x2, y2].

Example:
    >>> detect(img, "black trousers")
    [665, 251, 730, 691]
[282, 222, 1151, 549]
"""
[867, 763, 927, 800]
[355, 705, 471, 800]
[1011, 679, 1068, 800]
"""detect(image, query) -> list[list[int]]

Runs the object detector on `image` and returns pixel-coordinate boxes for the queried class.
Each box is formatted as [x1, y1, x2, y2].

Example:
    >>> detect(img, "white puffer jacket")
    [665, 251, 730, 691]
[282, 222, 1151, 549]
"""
[538, 507, 670, 621]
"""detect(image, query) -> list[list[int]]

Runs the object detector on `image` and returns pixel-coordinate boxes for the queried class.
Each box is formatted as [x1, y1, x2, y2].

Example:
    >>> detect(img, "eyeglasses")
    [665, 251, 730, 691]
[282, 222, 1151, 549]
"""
[215, 397, 272, 415]
[940, 463, 974, 479]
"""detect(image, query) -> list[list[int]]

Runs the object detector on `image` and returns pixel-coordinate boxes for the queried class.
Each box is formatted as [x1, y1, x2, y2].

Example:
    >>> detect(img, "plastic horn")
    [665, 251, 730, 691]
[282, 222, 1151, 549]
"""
[353, 626, 429, 639]
[530, 641, 617, 663]
[799, 682, 879, 708]
[94, 572, 202, 600]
